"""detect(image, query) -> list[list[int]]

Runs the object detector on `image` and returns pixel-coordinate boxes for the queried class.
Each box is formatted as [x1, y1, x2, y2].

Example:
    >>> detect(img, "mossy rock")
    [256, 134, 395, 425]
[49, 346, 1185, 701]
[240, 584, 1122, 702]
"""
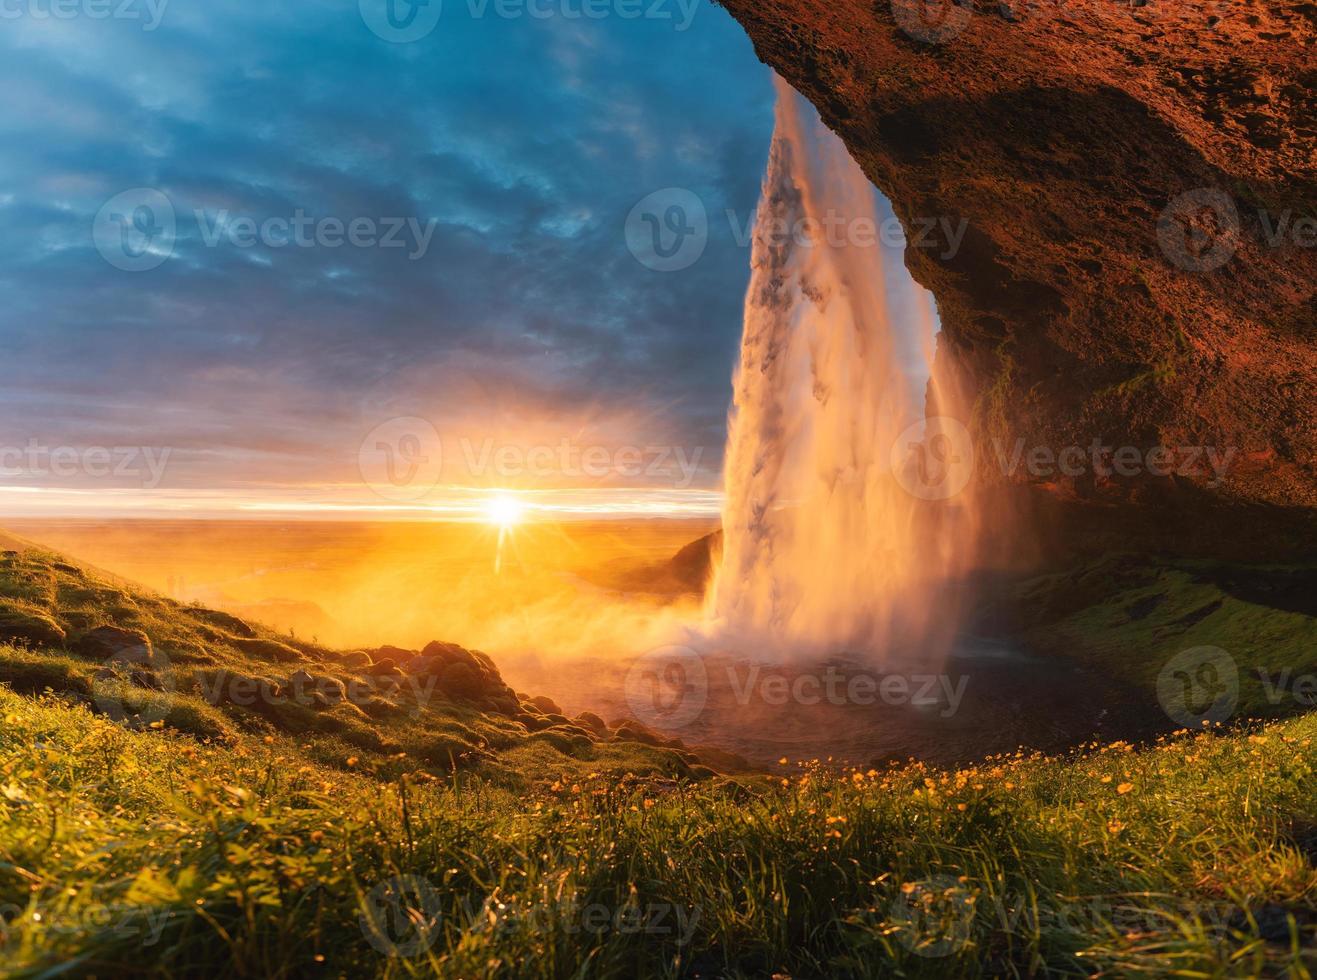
[529, 726, 593, 756]
[417, 732, 482, 768]
[72, 626, 153, 662]
[336, 650, 373, 670]
[249, 695, 319, 733]
[324, 700, 370, 724]
[516, 712, 554, 732]
[613, 721, 663, 746]
[0, 650, 90, 697]
[485, 695, 519, 717]
[0, 601, 66, 648]
[574, 711, 607, 734]
[436, 661, 484, 699]
[228, 636, 302, 663]
[182, 606, 257, 638]
[529, 695, 562, 715]
[158, 699, 232, 741]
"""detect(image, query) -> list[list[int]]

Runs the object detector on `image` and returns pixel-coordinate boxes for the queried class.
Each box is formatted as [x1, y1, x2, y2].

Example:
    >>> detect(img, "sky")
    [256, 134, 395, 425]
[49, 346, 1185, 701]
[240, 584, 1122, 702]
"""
[0, 0, 779, 519]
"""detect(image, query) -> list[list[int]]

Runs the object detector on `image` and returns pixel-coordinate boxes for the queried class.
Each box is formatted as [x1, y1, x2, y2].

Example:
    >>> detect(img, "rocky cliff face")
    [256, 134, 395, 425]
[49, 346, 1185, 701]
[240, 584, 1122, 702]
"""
[718, 0, 1316, 519]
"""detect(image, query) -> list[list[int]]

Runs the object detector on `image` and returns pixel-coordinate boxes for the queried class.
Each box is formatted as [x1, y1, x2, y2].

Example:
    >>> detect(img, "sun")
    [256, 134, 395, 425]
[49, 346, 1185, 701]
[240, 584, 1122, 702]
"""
[484, 493, 525, 529]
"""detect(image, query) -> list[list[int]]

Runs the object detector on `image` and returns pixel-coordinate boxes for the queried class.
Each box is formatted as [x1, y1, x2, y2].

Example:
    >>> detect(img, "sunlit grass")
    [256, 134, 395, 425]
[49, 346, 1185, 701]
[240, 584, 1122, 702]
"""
[1, 687, 1314, 978]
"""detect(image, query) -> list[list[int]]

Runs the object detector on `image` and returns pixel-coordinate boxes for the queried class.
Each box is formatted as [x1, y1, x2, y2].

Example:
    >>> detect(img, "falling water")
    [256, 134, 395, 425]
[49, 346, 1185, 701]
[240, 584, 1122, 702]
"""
[706, 78, 980, 668]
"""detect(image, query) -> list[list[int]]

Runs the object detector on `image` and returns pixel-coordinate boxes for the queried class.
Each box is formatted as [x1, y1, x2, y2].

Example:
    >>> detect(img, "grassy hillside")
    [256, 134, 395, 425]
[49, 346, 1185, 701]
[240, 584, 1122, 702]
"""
[1, 688, 1315, 977]
[2, 532, 1316, 977]
[998, 554, 1317, 722]
[0, 534, 739, 790]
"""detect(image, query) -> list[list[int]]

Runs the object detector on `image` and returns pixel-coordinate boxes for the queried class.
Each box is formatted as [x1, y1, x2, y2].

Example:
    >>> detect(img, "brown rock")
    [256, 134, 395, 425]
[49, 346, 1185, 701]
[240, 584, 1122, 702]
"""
[718, 0, 1316, 519]
[574, 711, 608, 734]
[73, 625, 153, 662]
[529, 694, 561, 715]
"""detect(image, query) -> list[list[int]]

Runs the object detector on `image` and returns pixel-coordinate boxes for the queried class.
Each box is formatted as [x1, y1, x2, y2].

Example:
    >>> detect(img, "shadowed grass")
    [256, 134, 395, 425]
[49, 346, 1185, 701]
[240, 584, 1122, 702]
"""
[1010, 554, 1317, 717]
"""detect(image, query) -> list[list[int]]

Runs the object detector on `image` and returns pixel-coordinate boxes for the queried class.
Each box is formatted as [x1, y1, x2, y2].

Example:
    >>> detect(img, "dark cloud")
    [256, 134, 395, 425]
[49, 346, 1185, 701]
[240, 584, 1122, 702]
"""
[0, 0, 773, 498]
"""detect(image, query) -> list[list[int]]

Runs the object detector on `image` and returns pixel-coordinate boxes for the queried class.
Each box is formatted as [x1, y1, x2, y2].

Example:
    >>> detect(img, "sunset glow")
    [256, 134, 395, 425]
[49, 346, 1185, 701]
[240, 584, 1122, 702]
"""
[484, 493, 526, 529]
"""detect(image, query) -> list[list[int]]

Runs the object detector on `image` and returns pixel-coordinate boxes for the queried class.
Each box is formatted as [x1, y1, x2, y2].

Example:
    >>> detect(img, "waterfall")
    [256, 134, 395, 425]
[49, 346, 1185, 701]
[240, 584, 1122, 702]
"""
[705, 78, 978, 668]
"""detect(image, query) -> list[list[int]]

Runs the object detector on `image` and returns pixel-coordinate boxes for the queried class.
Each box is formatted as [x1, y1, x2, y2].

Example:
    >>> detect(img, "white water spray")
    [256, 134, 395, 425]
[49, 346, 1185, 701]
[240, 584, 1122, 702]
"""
[706, 78, 979, 667]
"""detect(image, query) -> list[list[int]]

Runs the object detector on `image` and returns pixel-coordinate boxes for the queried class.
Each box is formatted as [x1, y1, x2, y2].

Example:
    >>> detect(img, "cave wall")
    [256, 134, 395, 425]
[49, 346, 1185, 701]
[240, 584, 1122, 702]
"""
[718, 0, 1316, 515]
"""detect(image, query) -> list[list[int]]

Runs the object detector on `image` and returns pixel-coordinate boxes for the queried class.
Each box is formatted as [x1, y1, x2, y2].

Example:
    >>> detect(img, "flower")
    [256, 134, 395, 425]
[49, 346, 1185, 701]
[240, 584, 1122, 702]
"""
[1116, 782, 1133, 795]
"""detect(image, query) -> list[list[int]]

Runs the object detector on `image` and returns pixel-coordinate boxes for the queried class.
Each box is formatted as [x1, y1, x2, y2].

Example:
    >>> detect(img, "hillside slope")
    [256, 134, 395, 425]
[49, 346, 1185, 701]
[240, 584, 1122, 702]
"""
[0, 533, 742, 787]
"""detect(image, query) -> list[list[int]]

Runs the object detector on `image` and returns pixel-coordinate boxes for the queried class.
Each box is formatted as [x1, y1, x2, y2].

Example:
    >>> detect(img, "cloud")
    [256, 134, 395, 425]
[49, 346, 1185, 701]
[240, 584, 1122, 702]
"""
[0, 0, 774, 503]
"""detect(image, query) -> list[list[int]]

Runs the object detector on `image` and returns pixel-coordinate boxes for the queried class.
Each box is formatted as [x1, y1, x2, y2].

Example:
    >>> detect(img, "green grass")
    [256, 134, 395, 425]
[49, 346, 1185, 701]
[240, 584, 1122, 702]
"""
[3, 535, 1316, 976]
[0, 687, 1315, 977]
[1011, 554, 1317, 718]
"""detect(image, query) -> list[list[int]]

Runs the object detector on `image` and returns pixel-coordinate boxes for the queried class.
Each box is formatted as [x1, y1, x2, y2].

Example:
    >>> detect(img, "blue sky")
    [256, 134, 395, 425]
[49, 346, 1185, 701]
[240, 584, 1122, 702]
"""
[0, 0, 777, 515]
